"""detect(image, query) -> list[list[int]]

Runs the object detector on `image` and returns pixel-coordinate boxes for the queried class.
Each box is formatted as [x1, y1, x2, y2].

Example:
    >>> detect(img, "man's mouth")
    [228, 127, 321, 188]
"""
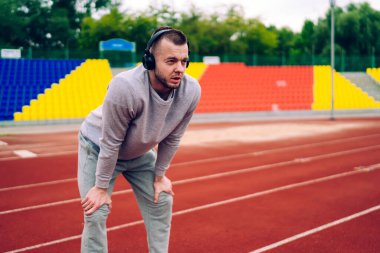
[171, 76, 181, 83]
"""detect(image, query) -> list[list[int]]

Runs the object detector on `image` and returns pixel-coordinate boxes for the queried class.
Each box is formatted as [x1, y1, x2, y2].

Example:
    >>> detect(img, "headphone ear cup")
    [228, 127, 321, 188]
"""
[142, 54, 148, 69]
[186, 48, 191, 68]
[142, 53, 155, 70]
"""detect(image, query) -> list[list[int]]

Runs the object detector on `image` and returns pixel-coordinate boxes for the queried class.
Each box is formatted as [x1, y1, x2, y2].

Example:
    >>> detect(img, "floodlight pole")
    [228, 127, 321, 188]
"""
[330, 0, 335, 120]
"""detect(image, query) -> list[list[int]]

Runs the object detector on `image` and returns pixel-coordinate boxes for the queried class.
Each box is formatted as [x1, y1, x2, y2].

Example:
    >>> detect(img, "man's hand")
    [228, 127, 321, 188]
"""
[154, 176, 175, 203]
[81, 186, 112, 215]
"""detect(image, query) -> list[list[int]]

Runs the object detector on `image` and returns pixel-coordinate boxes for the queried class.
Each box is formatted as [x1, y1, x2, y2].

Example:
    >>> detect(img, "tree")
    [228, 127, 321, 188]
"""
[3, 0, 380, 59]
[122, 14, 158, 53]
[312, 2, 380, 56]
[244, 18, 278, 55]
[79, 8, 158, 52]
[1, 0, 112, 50]
[0, 0, 49, 48]
[177, 6, 204, 54]
[275, 27, 296, 57]
[294, 20, 316, 55]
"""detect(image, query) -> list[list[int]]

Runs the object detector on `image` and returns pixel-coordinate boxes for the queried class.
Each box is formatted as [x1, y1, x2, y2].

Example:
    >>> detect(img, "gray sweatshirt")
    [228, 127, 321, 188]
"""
[80, 65, 201, 188]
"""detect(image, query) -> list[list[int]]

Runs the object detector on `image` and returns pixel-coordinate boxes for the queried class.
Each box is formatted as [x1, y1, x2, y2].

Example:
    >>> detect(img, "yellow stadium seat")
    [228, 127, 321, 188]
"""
[17, 59, 112, 120]
[185, 62, 208, 80]
[313, 66, 380, 110]
[367, 68, 380, 84]
[14, 112, 23, 121]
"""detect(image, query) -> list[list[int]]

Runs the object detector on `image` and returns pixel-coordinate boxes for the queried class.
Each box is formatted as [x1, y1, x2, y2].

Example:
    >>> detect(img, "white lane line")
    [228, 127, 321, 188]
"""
[254, 133, 380, 155]
[0, 140, 8, 146]
[13, 150, 37, 158]
[0, 139, 380, 215]
[298, 144, 380, 163]
[156, 133, 380, 168]
[0, 159, 297, 215]
[0, 150, 77, 161]
[1, 132, 379, 162]
[5, 166, 379, 253]
[1, 144, 380, 216]
[249, 204, 380, 253]
[354, 163, 380, 171]
[0, 148, 283, 192]
[0, 198, 81, 215]
[0, 143, 76, 152]
[0, 144, 77, 156]
[0, 150, 250, 192]
[3, 141, 380, 193]
[4, 149, 379, 214]
[4, 234, 84, 253]
[0, 149, 248, 192]
[0, 189, 133, 215]
[0, 178, 77, 192]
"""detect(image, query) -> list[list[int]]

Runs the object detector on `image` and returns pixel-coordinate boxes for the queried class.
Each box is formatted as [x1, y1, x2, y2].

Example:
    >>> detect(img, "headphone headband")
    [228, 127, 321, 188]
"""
[144, 29, 173, 53]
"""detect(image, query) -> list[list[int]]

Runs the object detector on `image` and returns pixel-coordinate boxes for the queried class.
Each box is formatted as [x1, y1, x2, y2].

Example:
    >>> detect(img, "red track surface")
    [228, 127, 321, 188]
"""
[1, 118, 380, 253]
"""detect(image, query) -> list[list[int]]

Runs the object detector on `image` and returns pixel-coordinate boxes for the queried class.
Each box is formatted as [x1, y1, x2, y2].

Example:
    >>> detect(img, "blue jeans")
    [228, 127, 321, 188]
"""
[77, 133, 173, 253]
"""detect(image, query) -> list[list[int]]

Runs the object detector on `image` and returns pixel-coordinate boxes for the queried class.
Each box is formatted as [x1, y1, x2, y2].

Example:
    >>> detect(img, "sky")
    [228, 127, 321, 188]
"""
[120, 0, 380, 32]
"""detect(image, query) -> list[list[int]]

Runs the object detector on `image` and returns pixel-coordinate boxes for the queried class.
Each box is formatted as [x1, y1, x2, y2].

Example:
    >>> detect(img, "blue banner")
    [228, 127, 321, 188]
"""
[99, 39, 135, 52]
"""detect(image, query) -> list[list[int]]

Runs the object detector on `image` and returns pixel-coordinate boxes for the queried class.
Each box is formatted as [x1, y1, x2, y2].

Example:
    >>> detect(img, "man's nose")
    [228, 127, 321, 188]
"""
[175, 61, 186, 72]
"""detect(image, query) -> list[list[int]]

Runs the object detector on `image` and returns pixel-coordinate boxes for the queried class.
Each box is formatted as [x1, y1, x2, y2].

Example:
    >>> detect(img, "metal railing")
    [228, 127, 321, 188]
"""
[19, 48, 379, 71]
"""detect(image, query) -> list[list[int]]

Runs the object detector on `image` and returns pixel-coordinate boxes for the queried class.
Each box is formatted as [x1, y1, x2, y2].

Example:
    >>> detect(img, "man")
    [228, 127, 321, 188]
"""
[77, 26, 201, 252]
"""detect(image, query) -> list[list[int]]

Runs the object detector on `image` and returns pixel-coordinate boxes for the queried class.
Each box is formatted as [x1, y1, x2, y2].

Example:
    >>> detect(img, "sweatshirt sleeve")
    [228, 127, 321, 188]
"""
[95, 77, 135, 188]
[154, 85, 201, 176]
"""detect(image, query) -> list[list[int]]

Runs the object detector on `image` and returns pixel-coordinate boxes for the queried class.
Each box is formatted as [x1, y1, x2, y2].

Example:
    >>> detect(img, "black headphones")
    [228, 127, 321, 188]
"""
[142, 29, 190, 70]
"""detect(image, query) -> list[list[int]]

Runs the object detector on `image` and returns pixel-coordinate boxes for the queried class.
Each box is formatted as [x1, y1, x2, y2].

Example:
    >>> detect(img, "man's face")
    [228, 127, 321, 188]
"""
[152, 38, 189, 90]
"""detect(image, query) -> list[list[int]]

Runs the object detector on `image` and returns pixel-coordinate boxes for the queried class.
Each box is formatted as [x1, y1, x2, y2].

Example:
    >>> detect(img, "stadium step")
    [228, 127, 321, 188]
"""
[341, 72, 380, 101]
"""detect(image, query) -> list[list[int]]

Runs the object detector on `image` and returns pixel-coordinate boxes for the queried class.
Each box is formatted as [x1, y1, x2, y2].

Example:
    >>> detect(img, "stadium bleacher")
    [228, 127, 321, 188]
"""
[0, 59, 84, 121]
[313, 66, 380, 110]
[195, 64, 314, 112]
[185, 62, 208, 80]
[367, 67, 380, 83]
[1, 59, 379, 122]
[13, 59, 112, 121]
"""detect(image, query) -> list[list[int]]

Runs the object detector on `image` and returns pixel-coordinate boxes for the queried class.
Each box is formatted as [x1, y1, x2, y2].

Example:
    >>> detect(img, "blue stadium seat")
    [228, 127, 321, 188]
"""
[0, 58, 85, 120]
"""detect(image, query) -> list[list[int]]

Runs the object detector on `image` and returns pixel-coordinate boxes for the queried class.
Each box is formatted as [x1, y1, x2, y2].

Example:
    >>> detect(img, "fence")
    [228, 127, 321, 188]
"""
[192, 54, 379, 72]
[19, 48, 379, 71]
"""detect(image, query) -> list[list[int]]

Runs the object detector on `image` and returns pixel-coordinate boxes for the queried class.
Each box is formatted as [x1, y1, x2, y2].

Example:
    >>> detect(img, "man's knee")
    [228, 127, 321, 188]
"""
[159, 191, 173, 204]
[82, 206, 109, 253]
[153, 192, 173, 216]
[84, 205, 110, 226]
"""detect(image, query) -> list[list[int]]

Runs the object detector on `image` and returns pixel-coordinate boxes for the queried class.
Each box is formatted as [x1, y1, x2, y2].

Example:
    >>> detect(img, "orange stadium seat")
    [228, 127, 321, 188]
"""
[195, 64, 314, 113]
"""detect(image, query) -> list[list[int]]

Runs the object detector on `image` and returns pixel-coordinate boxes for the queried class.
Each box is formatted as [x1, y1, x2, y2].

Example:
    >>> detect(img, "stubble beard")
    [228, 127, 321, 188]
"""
[154, 69, 181, 90]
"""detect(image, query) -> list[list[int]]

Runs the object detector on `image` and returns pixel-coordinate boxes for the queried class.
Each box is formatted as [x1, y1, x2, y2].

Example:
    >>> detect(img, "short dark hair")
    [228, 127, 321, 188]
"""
[150, 26, 188, 53]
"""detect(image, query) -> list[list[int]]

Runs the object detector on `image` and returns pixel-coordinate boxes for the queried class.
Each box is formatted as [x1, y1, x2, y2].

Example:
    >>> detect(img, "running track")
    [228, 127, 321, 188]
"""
[0, 118, 379, 252]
